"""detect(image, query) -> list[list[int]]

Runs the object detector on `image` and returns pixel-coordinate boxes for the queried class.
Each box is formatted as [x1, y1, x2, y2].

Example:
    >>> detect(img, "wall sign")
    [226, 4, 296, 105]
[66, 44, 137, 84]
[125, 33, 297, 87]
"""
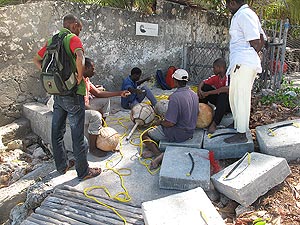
[136, 22, 158, 37]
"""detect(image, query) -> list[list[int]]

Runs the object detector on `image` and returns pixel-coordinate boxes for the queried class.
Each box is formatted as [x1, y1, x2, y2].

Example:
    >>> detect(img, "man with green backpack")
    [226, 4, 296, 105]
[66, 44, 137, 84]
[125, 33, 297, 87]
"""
[33, 14, 101, 181]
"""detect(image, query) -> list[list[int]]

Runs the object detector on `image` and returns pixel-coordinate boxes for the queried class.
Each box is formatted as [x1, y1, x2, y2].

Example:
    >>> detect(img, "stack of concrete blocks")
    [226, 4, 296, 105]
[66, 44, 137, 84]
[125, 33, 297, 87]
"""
[203, 128, 254, 159]
[256, 119, 300, 161]
[142, 187, 225, 225]
[159, 146, 210, 191]
[211, 152, 291, 206]
[23, 102, 73, 152]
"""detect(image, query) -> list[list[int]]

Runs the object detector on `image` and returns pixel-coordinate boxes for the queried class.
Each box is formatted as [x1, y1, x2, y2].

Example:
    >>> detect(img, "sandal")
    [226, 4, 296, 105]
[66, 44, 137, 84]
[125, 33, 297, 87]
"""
[59, 159, 75, 175]
[79, 168, 102, 181]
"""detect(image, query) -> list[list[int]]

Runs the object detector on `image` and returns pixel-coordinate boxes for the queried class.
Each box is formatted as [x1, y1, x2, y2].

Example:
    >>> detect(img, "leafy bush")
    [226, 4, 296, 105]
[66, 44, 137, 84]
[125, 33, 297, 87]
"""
[260, 80, 300, 108]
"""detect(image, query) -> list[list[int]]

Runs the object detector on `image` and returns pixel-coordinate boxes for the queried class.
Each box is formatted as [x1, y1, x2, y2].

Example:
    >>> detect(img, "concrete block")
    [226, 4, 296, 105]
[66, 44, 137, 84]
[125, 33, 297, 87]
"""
[159, 129, 204, 151]
[203, 128, 254, 159]
[159, 146, 210, 191]
[23, 102, 73, 152]
[211, 152, 291, 206]
[142, 187, 225, 225]
[256, 119, 300, 160]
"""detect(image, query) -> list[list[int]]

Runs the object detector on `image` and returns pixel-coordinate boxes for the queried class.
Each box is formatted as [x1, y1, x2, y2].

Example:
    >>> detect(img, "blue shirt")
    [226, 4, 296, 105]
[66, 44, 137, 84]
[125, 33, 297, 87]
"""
[163, 86, 199, 142]
[121, 75, 137, 109]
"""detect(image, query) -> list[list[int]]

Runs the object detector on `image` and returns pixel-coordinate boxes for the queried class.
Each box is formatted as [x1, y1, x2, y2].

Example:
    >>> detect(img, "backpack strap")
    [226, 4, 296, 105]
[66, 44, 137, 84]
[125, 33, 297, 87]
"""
[62, 33, 77, 72]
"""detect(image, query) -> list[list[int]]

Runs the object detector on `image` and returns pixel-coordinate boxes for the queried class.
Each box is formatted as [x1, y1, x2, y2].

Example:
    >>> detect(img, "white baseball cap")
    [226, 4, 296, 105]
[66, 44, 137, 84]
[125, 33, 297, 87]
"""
[172, 69, 189, 81]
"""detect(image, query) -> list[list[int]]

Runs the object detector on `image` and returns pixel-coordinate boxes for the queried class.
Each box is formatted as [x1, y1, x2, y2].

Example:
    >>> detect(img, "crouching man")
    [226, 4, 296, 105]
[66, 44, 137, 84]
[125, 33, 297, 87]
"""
[141, 69, 199, 169]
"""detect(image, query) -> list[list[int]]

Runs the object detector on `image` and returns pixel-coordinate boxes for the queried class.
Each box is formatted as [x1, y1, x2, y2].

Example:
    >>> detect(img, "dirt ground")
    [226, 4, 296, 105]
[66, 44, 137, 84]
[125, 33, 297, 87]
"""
[221, 95, 300, 225]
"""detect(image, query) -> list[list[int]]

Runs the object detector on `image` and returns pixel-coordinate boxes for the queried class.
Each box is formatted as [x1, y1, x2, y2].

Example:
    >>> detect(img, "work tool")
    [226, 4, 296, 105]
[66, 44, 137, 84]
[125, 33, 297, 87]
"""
[186, 152, 195, 176]
[267, 122, 300, 136]
[223, 152, 251, 180]
[207, 131, 237, 139]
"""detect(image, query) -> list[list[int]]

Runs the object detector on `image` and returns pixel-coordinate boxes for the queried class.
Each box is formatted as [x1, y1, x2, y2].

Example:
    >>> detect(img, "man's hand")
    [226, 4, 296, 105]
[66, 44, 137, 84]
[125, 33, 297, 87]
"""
[136, 89, 146, 95]
[198, 90, 206, 99]
[121, 90, 131, 97]
[95, 85, 105, 91]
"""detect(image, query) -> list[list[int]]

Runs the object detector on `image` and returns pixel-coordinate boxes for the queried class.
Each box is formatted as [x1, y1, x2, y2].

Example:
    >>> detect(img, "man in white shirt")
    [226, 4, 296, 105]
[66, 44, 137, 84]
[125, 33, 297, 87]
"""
[224, 0, 265, 143]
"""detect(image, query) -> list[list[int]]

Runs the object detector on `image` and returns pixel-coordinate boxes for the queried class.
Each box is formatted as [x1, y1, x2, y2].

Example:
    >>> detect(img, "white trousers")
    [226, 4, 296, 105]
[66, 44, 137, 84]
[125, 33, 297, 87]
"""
[229, 64, 256, 133]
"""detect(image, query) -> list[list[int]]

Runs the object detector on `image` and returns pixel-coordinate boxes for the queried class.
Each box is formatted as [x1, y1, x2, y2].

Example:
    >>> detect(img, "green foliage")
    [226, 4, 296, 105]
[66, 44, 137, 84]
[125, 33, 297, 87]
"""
[260, 79, 300, 108]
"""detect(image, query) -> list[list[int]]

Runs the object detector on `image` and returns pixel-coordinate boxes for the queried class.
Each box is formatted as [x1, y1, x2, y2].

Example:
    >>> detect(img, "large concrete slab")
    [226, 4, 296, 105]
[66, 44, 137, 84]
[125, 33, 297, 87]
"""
[159, 129, 204, 151]
[256, 119, 300, 161]
[211, 152, 291, 206]
[23, 102, 73, 152]
[159, 146, 210, 191]
[142, 187, 225, 225]
[203, 128, 254, 159]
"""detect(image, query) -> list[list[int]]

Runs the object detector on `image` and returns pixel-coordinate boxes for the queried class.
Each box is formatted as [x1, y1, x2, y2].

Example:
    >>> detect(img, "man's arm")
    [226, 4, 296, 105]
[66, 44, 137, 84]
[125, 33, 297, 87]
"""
[136, 76, 151, 86]
[33, 55, 42, 70]
[197, 81, 205, 98]
[249, 34, 265, 53]
[155, 119, 174, 128]
[75, 50, 84, 84]
[90, 83, 130, 98]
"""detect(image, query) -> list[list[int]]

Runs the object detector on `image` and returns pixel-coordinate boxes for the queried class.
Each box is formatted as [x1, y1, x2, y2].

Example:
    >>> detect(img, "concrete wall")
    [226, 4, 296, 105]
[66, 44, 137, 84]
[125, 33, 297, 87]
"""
[0, 0, 228, 126]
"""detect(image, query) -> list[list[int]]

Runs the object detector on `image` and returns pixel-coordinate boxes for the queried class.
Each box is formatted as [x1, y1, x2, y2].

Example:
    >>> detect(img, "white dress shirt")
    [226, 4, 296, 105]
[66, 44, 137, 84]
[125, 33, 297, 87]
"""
[228, 4, 266, 73]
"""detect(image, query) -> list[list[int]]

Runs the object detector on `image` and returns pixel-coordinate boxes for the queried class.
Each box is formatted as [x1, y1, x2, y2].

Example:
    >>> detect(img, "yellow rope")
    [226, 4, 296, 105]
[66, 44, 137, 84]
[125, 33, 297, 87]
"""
[84, 118, 132, 225]
[84, 112, 162, 224]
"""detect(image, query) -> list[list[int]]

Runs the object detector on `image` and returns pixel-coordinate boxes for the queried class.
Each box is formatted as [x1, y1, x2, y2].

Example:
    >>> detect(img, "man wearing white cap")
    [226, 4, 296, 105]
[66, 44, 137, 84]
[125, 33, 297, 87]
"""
[142, 69, 199, 169]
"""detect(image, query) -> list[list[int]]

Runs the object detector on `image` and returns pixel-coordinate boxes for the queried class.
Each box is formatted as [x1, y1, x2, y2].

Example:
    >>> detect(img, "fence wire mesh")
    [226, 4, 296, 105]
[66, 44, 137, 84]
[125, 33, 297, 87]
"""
[285, 25, 300, 75]
[184, 44, 229, 85]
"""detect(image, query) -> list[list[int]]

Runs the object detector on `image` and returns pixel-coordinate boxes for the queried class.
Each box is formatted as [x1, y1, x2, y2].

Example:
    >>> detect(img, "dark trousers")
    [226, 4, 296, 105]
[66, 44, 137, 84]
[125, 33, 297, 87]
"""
[199, 84, 230, 125]
[52, 95, 89, 179]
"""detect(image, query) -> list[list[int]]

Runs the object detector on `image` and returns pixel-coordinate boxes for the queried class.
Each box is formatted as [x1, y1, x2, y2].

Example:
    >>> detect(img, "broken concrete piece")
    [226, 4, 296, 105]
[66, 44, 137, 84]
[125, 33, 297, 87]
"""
[211, 152, 291, 206]
[256, 119, 300, 161]
[142, 187, 225, 225]
[159, 146, 210, 191]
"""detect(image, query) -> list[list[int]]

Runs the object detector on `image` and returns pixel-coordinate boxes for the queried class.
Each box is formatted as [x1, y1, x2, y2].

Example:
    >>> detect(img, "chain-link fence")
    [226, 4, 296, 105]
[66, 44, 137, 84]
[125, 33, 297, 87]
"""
[285, 25, 300, 75]
[183, 43, 229, 85]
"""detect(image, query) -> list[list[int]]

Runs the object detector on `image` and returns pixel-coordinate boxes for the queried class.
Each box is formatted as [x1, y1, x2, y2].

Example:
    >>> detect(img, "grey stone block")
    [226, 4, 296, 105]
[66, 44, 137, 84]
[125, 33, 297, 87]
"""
[142, 187, 225, 225]
[203, 128, 254, 159]
[23, 102, 73, 152]
[159, 146, 210, 191]
[256, 119, 300, 160]
[158, 129, 204, 151]
[211, 152, 291, 206]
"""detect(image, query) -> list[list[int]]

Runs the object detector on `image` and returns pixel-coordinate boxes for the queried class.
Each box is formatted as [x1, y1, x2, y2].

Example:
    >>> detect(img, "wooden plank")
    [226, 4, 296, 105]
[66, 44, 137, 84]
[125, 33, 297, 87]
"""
[55, 187, 143, 214]
[20, 218, 39, 225]
[35, 207, 87, 225]
[37, 205, 108, 225]
[62, 185, 142, 209]
[43, 197, 143, 225]
[59, 185, 142, 211]
[25, 215, 54, 225]
[42, 200, 120, 225]
[31, 212, 70, 225]
[50, 193, 144, 222]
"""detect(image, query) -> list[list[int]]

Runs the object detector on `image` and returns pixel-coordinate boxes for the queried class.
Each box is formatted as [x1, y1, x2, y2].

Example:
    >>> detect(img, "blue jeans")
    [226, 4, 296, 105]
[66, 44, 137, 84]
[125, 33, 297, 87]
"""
[129, 85, 157, 108]
[52, 95, 89, 179]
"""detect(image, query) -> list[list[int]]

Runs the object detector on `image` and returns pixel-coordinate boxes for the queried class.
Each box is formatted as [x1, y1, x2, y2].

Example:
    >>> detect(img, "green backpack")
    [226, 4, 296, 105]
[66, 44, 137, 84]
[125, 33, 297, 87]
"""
[41, 32, 77, 95]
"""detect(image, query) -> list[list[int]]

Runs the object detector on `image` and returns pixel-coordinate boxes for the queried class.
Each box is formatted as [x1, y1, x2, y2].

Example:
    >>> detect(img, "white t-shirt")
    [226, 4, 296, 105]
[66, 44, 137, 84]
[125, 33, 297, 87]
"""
[228, 4, 266, 73]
